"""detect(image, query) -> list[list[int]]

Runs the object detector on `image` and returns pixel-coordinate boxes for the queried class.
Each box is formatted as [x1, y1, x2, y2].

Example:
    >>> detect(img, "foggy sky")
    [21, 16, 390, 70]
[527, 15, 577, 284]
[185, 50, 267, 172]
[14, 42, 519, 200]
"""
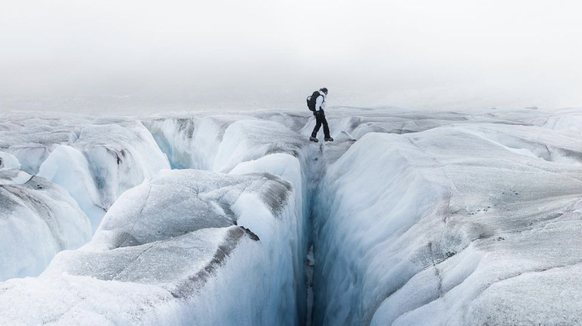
[1, 0, 581, 114]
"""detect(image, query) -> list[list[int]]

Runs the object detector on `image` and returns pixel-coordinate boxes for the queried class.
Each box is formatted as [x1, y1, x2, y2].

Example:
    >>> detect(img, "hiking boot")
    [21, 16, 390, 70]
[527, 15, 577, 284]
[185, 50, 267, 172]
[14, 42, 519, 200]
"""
[309, 136, 319, 143]
[324, 137, 334, 142]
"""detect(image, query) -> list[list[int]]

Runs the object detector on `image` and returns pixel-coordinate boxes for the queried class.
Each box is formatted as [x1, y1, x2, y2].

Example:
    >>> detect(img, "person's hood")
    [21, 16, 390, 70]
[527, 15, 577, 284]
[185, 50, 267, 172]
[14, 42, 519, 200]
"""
[319, 91, 326, 98]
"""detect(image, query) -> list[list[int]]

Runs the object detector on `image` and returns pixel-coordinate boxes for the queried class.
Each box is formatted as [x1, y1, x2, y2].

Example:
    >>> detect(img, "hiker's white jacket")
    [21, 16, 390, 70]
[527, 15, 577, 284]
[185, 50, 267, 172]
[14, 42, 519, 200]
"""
[315, 91, 326, 112]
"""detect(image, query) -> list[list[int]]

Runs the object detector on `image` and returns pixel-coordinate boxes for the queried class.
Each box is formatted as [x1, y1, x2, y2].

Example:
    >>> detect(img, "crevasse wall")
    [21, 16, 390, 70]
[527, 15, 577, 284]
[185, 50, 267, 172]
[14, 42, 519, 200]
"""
[311, 123, 582, 326]
[146, 116, 312, 324]
[0, 170, 302, 325]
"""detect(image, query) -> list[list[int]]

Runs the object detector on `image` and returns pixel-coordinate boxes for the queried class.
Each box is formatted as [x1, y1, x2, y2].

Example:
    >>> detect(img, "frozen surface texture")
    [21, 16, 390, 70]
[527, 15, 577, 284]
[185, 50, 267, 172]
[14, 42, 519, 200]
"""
[72, 119, 170, 209]
[0, 115, 170, 231]
[145, 115, 303, 173]
[2, 107, 582, 325]
[312, 115, 582, 326]
[0, 151, 21, 170]
[0, 115, 170, 280]
[145, 115, 245, 170]
[37, 145, 104, 232]
[0, 168, 306, 325]
[0, 170, 91, 281]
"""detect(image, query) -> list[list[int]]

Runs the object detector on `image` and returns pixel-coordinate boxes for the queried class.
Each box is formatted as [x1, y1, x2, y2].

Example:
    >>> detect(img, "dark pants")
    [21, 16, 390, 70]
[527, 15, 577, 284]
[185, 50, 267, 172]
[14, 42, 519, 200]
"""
[311, 110, 330, 138]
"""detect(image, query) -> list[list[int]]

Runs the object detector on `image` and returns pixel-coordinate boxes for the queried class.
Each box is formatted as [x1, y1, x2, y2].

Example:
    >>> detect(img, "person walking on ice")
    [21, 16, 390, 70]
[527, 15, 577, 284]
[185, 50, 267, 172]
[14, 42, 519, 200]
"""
[308, 87, 333, 142]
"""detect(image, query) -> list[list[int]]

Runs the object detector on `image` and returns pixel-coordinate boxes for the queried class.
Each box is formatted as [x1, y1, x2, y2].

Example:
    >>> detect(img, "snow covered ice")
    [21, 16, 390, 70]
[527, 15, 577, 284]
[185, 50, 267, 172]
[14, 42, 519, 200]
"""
[311, 108, 582, 325]
[0, 169, 91, 281]
[1, 115, 170, 233]
[1, 107, 582, 325]
[0, 169, 305, 325]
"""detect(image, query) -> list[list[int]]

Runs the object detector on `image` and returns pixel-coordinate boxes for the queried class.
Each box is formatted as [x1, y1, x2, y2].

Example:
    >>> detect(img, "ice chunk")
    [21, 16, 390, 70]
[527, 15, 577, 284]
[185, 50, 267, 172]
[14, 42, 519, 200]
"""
[145, 115, 246, 170]
[0, 114, 80, 174]
[147, 116, 304, 174]
[5, 144, 53, 174]
[1, 115, 170, 212]
[38, 145, 106, 232]
[0, 169, 306, 325]
[214, 119, 302, 172]
[0, 171, 91, 281]
[0, 151, 21, 170]
[73, 120, 170, 208]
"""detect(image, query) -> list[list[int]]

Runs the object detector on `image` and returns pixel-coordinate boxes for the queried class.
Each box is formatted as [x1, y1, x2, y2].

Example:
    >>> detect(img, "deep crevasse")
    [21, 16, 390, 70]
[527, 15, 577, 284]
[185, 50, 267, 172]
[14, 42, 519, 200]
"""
[0, 114, 315, 325]
[146, 115, 314, 324]
[3, 108, 582, 325]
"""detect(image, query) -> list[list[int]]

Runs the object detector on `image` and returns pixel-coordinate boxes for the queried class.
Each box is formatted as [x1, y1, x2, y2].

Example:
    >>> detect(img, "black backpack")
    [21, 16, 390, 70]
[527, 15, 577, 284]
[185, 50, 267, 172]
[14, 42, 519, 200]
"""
[306, 91, 321, 111]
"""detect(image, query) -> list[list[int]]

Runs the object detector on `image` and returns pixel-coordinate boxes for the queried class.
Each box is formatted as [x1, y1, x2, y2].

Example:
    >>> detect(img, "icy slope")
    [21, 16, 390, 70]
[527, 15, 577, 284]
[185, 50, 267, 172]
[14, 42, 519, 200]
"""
[145, 115, 246, 170]
[65, 119, 170, 210]
[0, 169, 305, 325]
[0, 115, 170, 231]
[146, 115, 311, 322]
[312, 123, 582, 326]
[37, 145, 104, 232]
[0, 115, 170, 280]
[146, 115, 303, 173]
[0, 151, 21, 170]
[0, 169, 91, 281]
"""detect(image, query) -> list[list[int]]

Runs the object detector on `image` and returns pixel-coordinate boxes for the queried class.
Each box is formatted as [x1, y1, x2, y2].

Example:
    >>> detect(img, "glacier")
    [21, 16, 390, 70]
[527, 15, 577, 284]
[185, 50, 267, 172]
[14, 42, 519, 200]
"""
[1, 107, 582, 325]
